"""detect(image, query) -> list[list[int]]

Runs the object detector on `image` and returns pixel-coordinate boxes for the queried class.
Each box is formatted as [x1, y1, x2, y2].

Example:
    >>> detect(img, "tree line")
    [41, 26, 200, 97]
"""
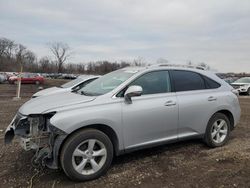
[0, 37, 145, 75]
[0, 37, 212, 75]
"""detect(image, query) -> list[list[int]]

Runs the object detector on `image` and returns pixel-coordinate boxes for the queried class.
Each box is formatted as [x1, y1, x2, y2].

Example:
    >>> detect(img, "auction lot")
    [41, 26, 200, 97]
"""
[0, 80, 250, 188]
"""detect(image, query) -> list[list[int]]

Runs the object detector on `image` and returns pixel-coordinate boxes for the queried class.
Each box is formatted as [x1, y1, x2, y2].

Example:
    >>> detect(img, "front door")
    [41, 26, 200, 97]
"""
[121, 70, 178, 150]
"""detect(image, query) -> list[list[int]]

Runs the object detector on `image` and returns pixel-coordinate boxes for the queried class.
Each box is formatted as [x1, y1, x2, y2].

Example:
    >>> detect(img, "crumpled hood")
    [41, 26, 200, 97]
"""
[33, 87, 64, 97]
[19, 92, 95, 115]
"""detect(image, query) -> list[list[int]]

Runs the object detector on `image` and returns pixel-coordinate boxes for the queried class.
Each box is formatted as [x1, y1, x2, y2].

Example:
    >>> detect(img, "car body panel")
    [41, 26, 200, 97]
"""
[34, 86, 65, 96]
[19, 92, 96, 115]
[49, 97, 124, 150]
[122, 92, 178, 149]
[177, 88, 240, 139]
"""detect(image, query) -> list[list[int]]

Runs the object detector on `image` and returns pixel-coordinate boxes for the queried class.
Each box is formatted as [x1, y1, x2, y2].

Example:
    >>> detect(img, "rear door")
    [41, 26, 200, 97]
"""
[170, 70, 221, 138]
[121, 70, 178, 150]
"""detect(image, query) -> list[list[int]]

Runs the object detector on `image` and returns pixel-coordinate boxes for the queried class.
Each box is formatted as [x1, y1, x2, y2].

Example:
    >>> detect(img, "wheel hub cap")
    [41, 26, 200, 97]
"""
[72, 139, 107, 175]
[211, 119, 228, 144]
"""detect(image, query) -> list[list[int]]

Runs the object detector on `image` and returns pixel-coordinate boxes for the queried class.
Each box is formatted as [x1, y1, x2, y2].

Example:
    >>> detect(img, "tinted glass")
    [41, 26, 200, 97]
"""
[203, 76, 221, 89]
[129, 71, 171, 95]
[172, 70, 205, 92]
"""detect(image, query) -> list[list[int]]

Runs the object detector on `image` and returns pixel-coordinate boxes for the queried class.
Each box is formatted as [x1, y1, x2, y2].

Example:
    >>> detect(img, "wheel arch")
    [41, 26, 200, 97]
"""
[214, 109, 234, 130]
[46, 124, 121, 170]
[58, 123, 120, 160]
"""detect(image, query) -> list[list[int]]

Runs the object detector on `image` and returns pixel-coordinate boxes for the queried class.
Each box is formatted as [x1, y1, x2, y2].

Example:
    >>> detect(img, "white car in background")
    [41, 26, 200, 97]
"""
[0, 73, 7, 83]
[32, 75, 100, 98]
[231, 77, 250, 95]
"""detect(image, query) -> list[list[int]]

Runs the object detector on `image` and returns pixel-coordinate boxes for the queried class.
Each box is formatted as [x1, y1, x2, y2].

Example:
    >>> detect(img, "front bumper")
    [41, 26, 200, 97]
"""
[232, 85, 249, 93]
[4, 113, 67, 169]
[237, 88, 248, 93]
[5, 113, 27, 144]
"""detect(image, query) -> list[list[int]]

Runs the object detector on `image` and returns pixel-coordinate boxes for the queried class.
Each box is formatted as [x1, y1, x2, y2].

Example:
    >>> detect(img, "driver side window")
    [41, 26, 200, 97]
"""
[117, 71, 171, 97]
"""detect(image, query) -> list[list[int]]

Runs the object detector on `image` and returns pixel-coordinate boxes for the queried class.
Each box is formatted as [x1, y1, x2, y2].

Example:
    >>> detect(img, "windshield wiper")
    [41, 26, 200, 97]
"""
[81, 90, 93, 96]
[80, 91, 100, 96]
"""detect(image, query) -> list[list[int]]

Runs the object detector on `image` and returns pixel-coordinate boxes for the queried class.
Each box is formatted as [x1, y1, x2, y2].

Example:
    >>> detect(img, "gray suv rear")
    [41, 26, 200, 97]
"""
[5, 65, 241, 181]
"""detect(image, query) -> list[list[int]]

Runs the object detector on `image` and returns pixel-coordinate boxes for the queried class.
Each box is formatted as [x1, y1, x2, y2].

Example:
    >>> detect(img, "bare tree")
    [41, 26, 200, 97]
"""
[15, 44, 28, 69]
[156, 58, 168, 64]
[133, 57, 146, 66]
[39, 56, 50, 72]
[48, 42, 71, 73]
[0, 38, 16, 60]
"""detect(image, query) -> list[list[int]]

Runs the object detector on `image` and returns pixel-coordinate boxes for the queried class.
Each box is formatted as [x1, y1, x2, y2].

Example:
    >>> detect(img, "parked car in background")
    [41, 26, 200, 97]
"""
[0, 73, 7, 83]
[5, 65, 241, 181]
[32, 75, 100, 98]
[8, 73, 44, 85]
[0, 75, 4, 83]
[223, 77, 238, 84]
[231, 77, 250, 95]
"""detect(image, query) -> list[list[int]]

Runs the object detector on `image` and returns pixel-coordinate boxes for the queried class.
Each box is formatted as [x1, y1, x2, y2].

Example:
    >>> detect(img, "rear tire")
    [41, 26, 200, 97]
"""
[204, 113, 230, 148]
[60, 129, 113, 181]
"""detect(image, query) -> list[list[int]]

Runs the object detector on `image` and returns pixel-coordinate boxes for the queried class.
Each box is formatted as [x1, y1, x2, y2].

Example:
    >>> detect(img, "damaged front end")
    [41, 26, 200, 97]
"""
[5, 112, 67, 169]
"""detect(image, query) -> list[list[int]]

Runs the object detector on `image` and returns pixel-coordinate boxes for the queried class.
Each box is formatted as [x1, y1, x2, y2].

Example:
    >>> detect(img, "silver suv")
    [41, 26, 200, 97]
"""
[5, 65, 241, 181]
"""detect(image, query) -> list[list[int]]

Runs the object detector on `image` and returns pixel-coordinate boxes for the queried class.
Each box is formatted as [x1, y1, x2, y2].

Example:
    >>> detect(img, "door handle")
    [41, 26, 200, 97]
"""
[164, 100, 176, 106]
[208, 96, 217, 101]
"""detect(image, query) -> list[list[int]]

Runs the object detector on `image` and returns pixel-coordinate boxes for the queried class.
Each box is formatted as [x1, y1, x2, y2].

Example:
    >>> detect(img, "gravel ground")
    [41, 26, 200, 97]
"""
[0, 80, 250, 188]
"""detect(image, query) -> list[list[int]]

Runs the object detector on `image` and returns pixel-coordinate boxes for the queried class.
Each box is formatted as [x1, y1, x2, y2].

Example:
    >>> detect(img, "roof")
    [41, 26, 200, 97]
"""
[121, 64, 207, 73]
[78, 75, 100, 79]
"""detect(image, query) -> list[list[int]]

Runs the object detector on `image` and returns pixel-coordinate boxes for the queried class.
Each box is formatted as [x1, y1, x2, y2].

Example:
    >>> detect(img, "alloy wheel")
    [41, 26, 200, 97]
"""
[72, 139, 107, 175]
[211, 119, 228, 144]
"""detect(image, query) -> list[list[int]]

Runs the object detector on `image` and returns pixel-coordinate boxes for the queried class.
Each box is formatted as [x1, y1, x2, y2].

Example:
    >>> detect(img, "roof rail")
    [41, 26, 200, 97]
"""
[149, 63, 206, 70]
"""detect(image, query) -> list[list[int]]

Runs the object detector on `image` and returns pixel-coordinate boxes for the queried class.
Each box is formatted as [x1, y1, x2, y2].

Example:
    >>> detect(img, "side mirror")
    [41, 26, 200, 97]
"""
[124, 85, 143, 104]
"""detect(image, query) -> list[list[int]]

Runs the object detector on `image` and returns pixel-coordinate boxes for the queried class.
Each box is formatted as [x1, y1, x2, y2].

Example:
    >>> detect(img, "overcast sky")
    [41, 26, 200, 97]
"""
[1, 0, 250, 72]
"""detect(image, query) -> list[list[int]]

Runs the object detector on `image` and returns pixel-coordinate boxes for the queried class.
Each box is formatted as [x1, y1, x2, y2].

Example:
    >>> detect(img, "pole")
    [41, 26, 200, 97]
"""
[13, 63, 22, 100]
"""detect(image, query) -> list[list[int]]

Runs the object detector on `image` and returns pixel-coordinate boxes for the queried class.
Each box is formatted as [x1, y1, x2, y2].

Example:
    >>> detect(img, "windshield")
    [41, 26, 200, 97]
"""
[61, 77, 84, 88]
[234, 77, 250, 83]
[78, 70, 136, 96]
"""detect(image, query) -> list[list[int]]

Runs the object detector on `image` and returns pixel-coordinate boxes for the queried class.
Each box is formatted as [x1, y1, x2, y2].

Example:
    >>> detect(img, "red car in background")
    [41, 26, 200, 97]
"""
[8, 73, 44, 85]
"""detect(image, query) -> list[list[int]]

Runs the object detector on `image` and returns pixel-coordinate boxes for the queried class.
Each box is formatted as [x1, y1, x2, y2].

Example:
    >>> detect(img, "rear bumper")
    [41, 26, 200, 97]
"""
[232, 100, 241, 127]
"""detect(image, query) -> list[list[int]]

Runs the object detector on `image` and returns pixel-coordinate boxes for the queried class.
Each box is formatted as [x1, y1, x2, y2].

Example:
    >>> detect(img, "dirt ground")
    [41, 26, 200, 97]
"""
[0, 80, 250, 188]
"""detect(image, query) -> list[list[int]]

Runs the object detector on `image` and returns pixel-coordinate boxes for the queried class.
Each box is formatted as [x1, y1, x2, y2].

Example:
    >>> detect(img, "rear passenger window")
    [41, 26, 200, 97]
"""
[171, 70, 205, 92]
[203, 76, 221, 89]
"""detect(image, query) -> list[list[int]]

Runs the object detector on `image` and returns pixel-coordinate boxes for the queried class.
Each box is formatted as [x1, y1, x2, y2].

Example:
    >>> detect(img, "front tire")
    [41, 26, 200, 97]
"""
[204, 113, 230, 148]
[60, 129, 113, 181]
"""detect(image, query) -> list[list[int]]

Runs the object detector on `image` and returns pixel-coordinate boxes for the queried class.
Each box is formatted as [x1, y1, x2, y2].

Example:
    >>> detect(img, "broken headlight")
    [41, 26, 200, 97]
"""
[28, 116, 46, 136]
